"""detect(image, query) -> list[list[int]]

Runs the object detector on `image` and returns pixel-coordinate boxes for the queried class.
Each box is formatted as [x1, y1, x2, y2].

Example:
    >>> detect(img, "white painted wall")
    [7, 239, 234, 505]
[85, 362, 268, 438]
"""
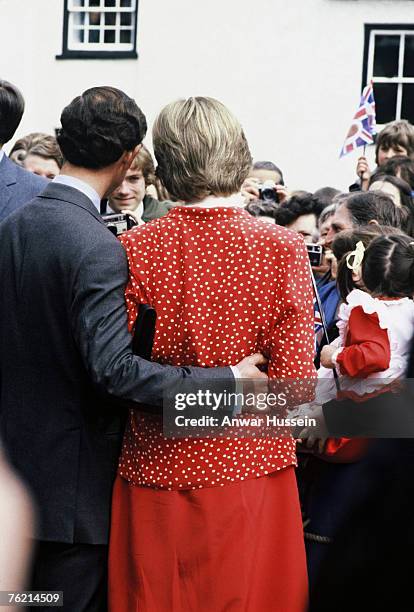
[1, 0, 413, 191]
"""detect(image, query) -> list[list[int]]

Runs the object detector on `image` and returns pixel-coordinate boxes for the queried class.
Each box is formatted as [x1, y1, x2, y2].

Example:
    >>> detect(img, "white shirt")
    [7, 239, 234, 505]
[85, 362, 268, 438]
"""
[53, 175, 101, 212]
[189, 193, 245, 208]
[0, 149, 5, 164]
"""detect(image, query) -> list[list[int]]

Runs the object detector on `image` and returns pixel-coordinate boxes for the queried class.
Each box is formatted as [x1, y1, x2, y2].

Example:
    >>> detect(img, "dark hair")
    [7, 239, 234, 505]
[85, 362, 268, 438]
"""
[375, 120, 414, 164]
[245, 199, 278, 220]
[368, 174, 414, 234]
[369, 172, 413, 204]
[252, 160, 284, 185]
[9, 132, 63, 168]
[0, 80, 25, 145]
[274, 192, 323, 226]
[313, 187, 341, 210]
[380, 155, 414, 189]
[333, 226, 400, 301]
[362, 233, 414, 298]
[57, 86, 147, 170]
[343, 191, 402, 229]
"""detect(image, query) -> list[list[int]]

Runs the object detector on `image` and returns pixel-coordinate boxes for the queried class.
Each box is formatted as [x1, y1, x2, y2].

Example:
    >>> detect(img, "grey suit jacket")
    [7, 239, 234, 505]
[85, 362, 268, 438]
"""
[0, 154, 48, 221]
[0, 182, 234, 544]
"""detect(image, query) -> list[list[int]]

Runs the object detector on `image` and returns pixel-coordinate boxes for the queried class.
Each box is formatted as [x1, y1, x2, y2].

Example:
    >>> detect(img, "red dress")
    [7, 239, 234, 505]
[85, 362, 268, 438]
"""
[108, 205, 316, 612]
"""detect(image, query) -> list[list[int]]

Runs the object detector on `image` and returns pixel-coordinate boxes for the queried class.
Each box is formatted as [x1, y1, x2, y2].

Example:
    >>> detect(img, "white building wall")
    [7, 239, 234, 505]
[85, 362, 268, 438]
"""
[0, 0, 413, 191]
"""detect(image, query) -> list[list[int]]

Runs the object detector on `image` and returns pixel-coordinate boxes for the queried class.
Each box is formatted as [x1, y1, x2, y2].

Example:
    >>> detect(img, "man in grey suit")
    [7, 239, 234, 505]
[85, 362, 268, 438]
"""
[0, 80, 48, 221]
[0, 86, 265, 611]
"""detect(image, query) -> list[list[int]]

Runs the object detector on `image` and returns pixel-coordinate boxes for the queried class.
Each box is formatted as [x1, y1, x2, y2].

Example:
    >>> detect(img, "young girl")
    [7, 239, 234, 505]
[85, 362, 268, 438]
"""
[296, 233, 414, 586]
[319, 233, 414, 401]
[298, 232, 414, 457]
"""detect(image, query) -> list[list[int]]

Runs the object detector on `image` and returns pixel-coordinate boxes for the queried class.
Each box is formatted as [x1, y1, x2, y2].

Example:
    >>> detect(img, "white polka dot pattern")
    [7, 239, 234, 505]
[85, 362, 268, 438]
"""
[118, 206, 316, 490]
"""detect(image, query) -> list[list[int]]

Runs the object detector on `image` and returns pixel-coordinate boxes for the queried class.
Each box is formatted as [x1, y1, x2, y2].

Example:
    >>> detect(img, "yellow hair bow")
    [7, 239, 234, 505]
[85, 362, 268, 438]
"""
[346, 241, 365, 273]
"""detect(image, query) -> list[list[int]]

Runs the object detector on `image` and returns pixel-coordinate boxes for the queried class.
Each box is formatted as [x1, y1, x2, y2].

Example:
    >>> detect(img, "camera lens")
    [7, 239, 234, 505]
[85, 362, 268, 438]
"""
[261, 189, 278, 203]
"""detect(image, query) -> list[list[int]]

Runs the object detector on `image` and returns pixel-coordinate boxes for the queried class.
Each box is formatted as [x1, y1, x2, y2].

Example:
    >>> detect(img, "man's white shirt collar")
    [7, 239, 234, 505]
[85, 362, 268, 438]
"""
[53, 175, 101, 212]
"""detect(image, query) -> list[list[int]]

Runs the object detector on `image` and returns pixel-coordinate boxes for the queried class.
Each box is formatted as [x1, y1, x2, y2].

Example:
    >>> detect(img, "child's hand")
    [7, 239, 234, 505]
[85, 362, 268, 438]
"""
[296, 405, 328, 453]
[356, 156, 371, 190]
[320, 345, 339, 369]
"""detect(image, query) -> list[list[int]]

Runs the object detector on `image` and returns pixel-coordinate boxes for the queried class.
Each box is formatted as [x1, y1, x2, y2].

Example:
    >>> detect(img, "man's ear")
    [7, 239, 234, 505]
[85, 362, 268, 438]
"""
[368, 219, 380, 226]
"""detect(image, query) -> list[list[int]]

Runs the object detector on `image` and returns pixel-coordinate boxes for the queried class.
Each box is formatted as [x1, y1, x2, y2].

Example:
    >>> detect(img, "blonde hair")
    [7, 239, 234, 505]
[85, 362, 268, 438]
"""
[152, 97, 252, 202]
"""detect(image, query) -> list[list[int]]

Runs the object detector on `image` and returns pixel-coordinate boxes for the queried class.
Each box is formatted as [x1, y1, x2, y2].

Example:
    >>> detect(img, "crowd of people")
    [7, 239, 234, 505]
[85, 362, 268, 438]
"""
[1, 77, 414, 611]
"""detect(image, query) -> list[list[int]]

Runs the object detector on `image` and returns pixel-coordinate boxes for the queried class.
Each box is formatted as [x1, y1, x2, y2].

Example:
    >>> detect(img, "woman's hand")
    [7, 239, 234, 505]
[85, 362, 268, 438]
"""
[241, 178, 261, 204]
[324, 248, 338, 279]
[275, 185, 290, 204]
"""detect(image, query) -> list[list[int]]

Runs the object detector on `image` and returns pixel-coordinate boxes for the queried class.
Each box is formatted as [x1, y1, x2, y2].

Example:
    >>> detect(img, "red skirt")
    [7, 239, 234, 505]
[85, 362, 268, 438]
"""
[108, 467, 307, 612]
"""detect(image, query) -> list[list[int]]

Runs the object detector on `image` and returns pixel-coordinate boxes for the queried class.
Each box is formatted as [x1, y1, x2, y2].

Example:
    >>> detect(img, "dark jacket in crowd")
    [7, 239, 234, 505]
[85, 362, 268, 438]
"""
[308, 438, 414, 612]
[0, 182, 233, 545]
[308, 338, 414, 610]
[141, 194, 174, 222]
[0, 153, 48, 221]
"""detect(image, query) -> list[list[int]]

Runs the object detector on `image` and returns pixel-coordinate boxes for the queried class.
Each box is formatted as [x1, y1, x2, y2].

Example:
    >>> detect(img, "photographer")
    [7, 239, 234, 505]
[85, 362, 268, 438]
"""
[105, 144, 173, 225]
[314, 204, 336, 285]
[241, 160, 289, 205]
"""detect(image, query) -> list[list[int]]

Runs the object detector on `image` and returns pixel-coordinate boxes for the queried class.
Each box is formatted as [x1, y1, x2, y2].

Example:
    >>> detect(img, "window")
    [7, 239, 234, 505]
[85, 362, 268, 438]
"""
[363, 25, 414, 126]
[57, 0, 138, 59]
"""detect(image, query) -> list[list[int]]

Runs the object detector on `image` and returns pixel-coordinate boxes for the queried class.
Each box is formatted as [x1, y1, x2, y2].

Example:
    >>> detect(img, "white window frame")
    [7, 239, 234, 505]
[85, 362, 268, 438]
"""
[366, 26, 414, 125]
[59, 0, 138, 58]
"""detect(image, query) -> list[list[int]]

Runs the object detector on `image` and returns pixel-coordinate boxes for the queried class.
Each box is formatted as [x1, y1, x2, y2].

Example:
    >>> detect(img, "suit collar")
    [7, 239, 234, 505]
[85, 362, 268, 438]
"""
[38, 182, 106, 226]
[53, 175, 101, 212]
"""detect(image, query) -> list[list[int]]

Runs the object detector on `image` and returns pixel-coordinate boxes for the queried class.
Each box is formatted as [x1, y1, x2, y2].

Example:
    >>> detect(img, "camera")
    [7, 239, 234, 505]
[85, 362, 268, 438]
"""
[102, 213, 138, 237]
[258, 180, 279, 204]
[306, 243, 323, 267]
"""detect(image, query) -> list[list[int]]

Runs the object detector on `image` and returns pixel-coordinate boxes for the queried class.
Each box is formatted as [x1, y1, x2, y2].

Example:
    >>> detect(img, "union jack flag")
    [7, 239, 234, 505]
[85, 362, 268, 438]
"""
[340, 82, 377, 158]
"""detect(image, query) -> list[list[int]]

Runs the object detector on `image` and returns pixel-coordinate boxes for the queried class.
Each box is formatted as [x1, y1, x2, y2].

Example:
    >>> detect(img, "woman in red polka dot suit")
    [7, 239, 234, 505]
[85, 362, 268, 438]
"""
[108, 97, 316, 612]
